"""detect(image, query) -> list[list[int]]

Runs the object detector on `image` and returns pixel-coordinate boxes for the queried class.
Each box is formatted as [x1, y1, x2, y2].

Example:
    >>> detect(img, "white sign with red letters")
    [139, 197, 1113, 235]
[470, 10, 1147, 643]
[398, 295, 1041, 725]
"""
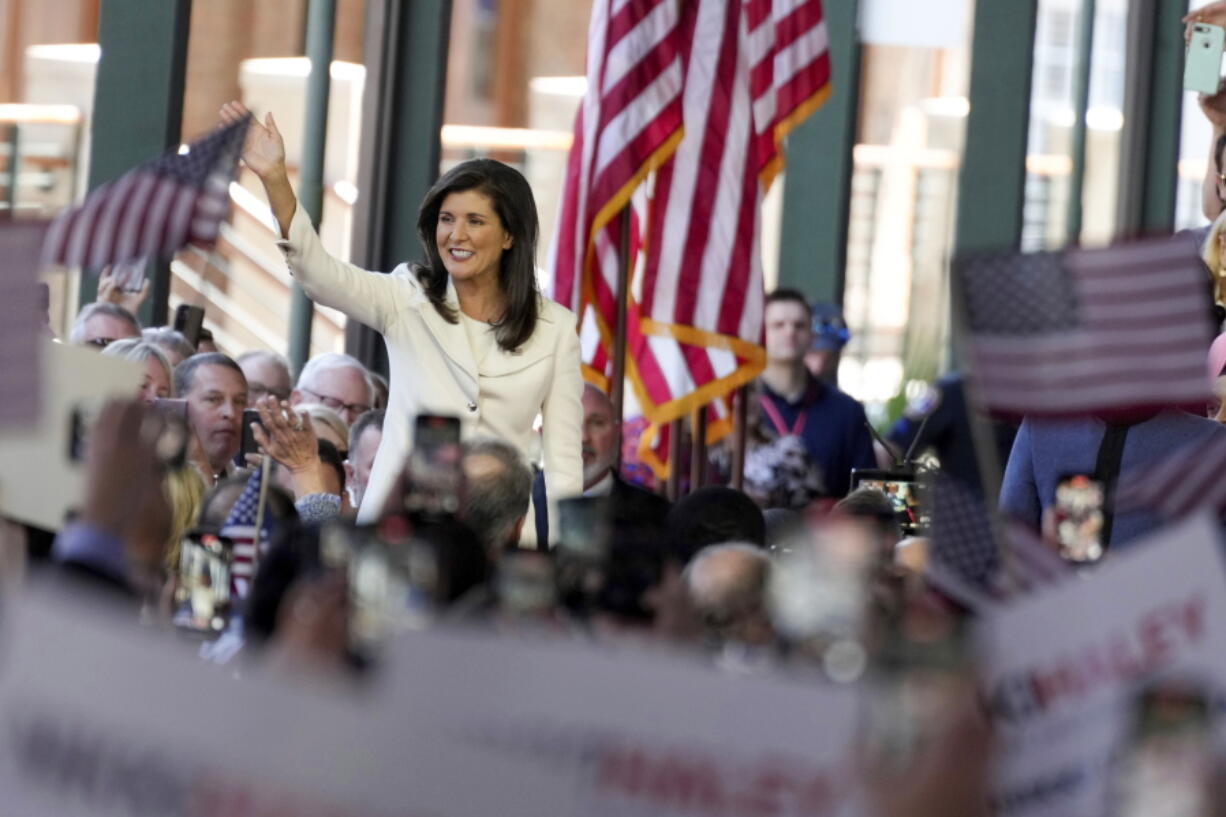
[0, 584, 862, 817]
[978, 513, 1226, 817]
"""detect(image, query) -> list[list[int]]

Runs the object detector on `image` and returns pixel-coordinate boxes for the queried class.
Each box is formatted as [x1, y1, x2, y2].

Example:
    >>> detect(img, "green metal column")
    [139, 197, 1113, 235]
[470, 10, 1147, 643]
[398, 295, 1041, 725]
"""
[953, 0, 1039, 256]
[1066, 0, 1097, 244]
[346, 0, 452, 376]
[1115, 0, 1188, 238]
[776, 0, 860, 304]
[79, 0, 191, 326]
[287, 0, 337, 378]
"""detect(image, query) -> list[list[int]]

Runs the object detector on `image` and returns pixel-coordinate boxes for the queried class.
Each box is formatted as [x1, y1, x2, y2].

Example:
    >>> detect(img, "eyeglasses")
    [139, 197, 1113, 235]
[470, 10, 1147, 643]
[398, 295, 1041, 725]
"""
[299, 387, 371, 418]
[248, 383, 292, 403]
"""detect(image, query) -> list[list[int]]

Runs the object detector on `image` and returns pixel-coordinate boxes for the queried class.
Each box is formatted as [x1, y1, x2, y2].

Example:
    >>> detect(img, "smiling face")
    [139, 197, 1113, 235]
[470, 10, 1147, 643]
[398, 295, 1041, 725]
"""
[435, 189, 513, 285]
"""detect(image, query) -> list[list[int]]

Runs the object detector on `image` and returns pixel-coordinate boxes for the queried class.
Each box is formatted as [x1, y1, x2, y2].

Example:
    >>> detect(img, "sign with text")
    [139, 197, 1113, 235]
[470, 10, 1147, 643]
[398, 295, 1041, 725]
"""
[0, 340, 139, 530]
[978, 514, 1226, 817]
[0, 584, 861, 817]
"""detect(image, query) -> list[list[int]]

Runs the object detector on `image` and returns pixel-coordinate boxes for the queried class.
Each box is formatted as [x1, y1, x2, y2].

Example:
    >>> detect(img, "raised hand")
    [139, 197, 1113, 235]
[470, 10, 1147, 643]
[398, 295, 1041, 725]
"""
[1187, 3, 1226, 42]
[251, 397, 320, 475]
[220, 100, 286, 182]
[220, 100, 298, 237]
[96, 265, 151, 315]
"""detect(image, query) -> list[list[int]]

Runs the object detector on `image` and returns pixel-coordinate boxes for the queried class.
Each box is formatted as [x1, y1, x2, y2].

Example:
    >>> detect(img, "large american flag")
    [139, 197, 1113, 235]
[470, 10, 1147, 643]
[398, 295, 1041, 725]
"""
[42, 114, 250, 271]
[957, 237, 1212, 418]
[551, 0, 832, 478]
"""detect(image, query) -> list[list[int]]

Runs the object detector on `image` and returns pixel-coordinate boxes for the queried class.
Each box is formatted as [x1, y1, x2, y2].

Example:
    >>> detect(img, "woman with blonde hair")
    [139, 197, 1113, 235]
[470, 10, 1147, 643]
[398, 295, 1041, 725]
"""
[102, 338, 173, 404]
[161, 465, 208, 574]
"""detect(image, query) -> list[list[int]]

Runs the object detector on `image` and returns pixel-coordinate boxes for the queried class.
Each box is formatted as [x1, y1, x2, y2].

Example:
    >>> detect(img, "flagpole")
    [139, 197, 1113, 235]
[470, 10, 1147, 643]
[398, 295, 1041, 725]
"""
[611, 206, 632, 470]
[253, 453, 272, 564]
[731, 387, 748, 491]
[690, 405, 708, 490]
[667, 418, 684, 501]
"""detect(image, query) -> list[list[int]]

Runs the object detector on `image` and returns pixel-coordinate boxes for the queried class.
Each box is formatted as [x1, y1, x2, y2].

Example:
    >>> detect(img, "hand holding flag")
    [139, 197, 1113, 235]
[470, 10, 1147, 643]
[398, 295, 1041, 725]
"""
[42, 113, 251, 271]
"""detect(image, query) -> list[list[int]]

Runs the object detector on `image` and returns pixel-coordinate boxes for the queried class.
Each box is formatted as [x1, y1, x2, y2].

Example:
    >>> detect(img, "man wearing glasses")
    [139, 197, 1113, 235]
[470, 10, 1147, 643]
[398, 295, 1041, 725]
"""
[290, 352, 375, 426]
[237, 350, 294, 404]
[68, 303, 140, 348]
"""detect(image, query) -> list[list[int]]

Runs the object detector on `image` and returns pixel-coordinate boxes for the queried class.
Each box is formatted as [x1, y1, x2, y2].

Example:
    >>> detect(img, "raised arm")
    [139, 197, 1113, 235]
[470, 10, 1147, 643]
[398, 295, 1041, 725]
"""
[221, 101, 297, 238]
[219, 101, 404, 332]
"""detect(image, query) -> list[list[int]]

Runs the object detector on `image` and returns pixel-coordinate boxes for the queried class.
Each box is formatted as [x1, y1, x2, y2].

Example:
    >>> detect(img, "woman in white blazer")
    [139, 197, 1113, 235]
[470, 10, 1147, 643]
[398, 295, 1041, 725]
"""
[220, 103, 583, 532]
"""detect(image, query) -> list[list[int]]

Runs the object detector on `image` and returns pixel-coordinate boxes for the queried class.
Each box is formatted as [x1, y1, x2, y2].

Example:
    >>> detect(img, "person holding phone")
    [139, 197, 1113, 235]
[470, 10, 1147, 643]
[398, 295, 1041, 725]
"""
[219, 102, 583, 531]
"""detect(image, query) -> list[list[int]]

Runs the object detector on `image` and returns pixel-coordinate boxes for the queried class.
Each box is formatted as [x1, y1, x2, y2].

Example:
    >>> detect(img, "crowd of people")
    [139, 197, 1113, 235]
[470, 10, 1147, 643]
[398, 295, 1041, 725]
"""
[20, 6, 1226, 812]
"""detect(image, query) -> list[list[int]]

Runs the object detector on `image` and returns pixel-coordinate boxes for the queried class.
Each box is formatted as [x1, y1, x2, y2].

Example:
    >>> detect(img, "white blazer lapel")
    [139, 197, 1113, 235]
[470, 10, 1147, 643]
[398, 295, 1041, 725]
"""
[412, 276, 479, 385]
[478, 306, 555, 378]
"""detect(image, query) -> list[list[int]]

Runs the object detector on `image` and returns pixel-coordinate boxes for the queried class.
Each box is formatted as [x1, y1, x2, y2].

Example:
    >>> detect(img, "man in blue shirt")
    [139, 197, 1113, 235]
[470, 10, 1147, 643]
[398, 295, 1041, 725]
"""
[742, 290, 877, 507]
[1000, 411, 1226, 549]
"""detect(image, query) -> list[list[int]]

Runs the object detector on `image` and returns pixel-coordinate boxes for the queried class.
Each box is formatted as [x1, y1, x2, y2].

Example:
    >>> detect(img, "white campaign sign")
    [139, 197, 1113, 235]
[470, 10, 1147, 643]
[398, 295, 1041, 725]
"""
[0, 340, 139, 530]
[978, 514, 1226, 817]
[0, 583, 861, 817]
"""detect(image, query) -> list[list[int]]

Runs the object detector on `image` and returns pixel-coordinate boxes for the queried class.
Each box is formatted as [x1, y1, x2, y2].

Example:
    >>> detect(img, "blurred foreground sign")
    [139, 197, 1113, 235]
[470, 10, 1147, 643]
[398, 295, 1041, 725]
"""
[0, 341, 138, 530]
[0, 585, 861, 817]
[978, 514, 1226, 817]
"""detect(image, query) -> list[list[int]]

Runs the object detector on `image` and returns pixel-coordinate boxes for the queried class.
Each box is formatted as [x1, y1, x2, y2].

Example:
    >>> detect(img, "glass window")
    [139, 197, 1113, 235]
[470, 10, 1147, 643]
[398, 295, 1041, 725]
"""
[1177, 0, 1222, 234]
[442, 0, 591, 275]
[835, 1, 975, 420]
[1022, 0, 1128, 251]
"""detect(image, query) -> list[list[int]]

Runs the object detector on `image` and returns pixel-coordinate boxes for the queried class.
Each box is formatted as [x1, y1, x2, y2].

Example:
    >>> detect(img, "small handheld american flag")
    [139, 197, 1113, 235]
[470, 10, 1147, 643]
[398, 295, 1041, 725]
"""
[926, 473, 1070, 608]
[220, 464, 273, 601]
[42, 114, 251, 271]
[956, 237, 1212, 419]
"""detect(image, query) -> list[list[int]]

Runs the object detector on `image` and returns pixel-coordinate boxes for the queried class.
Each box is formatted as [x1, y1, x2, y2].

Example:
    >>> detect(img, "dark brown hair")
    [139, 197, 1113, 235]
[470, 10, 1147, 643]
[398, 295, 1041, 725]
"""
[764, 288, 812, 320]
[415, 159, 541, 352]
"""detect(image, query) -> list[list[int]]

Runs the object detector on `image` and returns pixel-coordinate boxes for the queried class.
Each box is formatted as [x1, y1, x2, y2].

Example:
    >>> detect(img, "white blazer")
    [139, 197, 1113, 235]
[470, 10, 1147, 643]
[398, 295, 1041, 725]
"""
[276, 205, 584, 533]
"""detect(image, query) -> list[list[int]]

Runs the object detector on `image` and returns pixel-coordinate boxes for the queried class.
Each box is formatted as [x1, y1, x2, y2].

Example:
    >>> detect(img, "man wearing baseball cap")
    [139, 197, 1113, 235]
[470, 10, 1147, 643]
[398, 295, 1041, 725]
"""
[804, 302, 849, 385]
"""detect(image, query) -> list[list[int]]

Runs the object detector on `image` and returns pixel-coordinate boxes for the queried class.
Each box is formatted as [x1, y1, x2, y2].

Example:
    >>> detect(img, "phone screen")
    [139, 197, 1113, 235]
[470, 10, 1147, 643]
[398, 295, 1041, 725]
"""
[863, 599, 972, 771]
[496, 552, 556, 618]
[406, 415, 462, 517]
[1114, 683, 1215, 817]
[321, 521, 437, 658]
[556, 496, 612, 560]
[850, 469, 927, 535]
[238, 408, 264, 465]
[1054, 474, 1104, 563]
[172, 533, 233, 637]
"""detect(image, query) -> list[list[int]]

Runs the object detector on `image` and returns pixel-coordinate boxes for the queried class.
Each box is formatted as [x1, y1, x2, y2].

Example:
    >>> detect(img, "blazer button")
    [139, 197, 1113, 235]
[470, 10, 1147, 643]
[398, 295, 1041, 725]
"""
[467, 401, 478, 413]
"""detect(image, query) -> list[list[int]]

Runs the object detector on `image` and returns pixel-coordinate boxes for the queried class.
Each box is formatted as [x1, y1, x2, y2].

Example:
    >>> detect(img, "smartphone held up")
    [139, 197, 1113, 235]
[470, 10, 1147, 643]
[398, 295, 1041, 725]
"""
[1186, 22, 1226, 94]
